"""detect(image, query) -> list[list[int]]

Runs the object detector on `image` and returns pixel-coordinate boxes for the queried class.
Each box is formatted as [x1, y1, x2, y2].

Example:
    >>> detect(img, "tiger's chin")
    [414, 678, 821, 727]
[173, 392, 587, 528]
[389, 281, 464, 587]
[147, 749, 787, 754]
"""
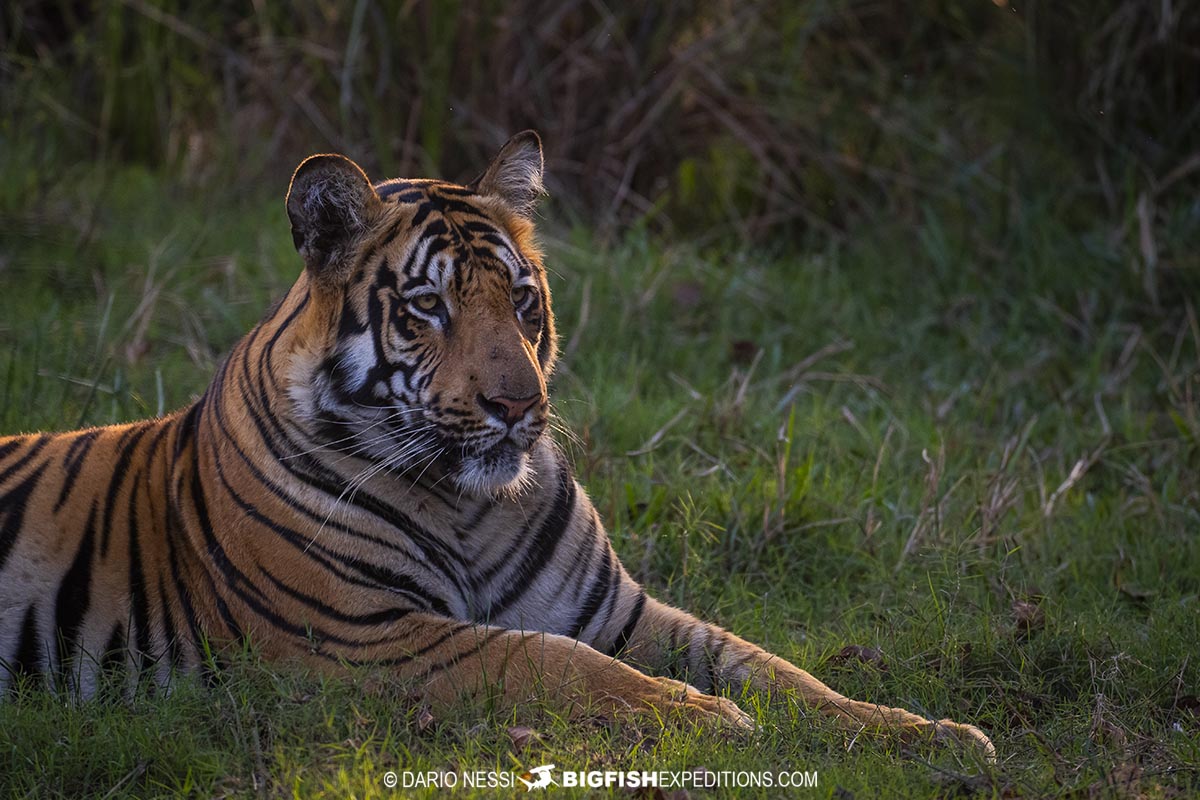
[452, 441, 536, 499]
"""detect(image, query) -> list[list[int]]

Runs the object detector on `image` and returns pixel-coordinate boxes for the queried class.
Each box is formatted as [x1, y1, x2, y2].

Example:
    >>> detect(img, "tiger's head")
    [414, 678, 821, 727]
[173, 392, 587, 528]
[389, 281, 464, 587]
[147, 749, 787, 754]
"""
[282, 132, 557, 497]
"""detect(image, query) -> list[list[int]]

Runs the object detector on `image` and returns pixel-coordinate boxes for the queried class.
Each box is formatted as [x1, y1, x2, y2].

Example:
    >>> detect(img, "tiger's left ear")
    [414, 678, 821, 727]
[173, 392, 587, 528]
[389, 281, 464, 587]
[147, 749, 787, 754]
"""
[469, 131, 545, 219]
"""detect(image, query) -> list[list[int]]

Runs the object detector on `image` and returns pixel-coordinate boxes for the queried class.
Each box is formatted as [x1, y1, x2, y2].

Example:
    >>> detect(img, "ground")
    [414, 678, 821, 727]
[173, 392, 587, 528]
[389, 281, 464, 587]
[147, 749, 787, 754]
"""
[0, 168, 1197, 798]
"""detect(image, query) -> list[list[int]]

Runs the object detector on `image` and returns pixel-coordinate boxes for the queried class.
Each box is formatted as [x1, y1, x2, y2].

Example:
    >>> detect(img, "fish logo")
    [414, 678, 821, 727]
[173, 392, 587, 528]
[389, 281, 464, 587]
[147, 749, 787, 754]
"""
[517, 764, 556, 791]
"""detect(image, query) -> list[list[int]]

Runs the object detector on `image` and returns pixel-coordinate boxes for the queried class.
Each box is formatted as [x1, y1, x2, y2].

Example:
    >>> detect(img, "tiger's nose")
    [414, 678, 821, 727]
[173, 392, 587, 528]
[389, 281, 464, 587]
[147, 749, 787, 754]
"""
[477, 393, 541, 426]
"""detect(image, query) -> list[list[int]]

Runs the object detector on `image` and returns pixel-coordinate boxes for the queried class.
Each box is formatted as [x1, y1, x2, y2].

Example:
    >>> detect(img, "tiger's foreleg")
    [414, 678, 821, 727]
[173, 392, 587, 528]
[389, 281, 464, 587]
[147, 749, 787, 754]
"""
[615, 596, 995, 759]
[291, 612, 753, 730]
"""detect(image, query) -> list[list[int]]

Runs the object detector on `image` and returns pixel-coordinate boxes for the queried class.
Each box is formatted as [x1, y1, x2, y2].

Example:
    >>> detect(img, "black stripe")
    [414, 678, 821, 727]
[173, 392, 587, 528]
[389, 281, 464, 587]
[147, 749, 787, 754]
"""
[595, 552, 624, 626]
[455, 501, 496, 541]
[99, 424, 152, 557]
[408, 202, 433, 231]
[433, 185, 477, 198]
[337, 294, 368, 337]
[211, 444, 435, 601]
[433, 197, 495, 217]
[211, 587, 244, 644]
[211, 444, 446, 610]
[206, 384, 444, 593]
[54, 502, 97, 672]
[485, 473, 577, 616]
[140, 423, 173, 545]
[184, 446, 268, 634]
[0, 462, 49, 572]
[162, 461, 203, 650]
[567, 545, 613, 639]
[545, 523, 597, 605]
[173, 401, 204, 459]
[258, 568, 415, 627]
[222, 368, 468, 589]
[127, 479, 153, 673]
[373, 623, 469, 667]
[186, 440, 266, 606]
[0, 434, 49, 485]
[8, 605, 43, 684]
[54, 429, 100, 511]
[606, 591, 646, 658]
[101, 624, 126, 677]
[462, 219, 500, 235]
[375, 180, 414, 199]
[186, 433, 414, 651]
[473, 467, 563, 585]
[0, 437, 28, 463]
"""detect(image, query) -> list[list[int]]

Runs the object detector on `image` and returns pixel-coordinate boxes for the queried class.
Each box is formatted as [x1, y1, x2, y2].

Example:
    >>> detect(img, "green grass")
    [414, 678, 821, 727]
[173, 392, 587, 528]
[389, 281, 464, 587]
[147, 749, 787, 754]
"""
[1, 166, 1198, 799]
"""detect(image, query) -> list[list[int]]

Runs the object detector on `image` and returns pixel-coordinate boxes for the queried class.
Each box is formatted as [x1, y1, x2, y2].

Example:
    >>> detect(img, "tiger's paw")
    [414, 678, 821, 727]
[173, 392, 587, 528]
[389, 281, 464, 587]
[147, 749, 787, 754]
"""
[595, 676, 753, 732]
[647, 677, 756, 732]
[929, 718, 996, 763]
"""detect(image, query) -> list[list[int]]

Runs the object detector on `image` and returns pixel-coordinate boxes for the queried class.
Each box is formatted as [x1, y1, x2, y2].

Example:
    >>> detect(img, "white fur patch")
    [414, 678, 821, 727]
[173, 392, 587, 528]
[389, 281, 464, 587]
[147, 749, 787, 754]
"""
[454, 448, 535, 499]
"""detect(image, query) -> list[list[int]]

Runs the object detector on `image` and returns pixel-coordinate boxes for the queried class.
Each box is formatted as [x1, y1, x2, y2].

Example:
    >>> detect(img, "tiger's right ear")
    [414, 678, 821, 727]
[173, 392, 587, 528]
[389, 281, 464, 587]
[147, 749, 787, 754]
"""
[286, 154, 380, 281]
[469, 131, 545, 219]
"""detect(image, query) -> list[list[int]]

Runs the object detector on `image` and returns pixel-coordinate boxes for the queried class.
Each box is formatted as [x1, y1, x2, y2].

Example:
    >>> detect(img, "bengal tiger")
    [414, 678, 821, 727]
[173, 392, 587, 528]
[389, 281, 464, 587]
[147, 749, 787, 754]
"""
[0, 132, 994, 759]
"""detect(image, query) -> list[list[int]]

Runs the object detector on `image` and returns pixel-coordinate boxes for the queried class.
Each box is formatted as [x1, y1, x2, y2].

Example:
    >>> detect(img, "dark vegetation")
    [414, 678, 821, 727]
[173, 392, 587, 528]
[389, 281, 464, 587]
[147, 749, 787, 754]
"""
[3, 1, 1198, 251]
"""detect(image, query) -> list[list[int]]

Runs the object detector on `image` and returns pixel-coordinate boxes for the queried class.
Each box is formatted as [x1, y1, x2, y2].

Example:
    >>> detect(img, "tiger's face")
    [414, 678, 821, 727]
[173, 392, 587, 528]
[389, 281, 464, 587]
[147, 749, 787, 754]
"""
[283, 133, 557, 497]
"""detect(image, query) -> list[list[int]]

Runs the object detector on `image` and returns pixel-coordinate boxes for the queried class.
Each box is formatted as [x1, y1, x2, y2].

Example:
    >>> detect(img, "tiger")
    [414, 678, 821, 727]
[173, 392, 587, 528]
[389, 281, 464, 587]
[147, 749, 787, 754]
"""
[0, 131, 994, 759]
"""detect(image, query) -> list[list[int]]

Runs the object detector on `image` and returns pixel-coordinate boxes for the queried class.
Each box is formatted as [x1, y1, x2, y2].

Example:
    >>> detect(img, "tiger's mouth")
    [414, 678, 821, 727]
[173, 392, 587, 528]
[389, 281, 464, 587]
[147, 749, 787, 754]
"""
[451, 437, 536, 496]
[472, 438, 527, 471]
[368, 406, 545, 496]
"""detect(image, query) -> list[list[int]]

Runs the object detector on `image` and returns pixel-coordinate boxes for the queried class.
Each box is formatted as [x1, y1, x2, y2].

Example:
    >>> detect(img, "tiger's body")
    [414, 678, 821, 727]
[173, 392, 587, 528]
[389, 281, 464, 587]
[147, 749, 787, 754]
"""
[0, 133, 993, 758]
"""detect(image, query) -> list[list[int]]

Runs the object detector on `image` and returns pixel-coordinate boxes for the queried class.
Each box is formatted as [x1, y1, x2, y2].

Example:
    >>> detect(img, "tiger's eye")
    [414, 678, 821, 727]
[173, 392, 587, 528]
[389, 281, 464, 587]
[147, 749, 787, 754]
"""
[511, 286, 530, 306]
[413, 294, 440, 312]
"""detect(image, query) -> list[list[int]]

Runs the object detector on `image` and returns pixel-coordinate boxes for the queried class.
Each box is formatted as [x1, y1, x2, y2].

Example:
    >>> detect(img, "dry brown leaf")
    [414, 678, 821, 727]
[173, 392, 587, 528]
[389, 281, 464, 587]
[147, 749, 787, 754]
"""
[1012, 599, 1045, 634]
[506, 725, 542, 752]
[831, 645, 888, 671]
[1087, 763, 1141, 799]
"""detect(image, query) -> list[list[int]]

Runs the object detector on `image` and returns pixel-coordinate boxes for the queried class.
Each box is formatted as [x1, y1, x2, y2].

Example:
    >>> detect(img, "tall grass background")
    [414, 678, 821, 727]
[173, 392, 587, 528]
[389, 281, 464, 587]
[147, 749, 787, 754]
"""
[3, 1, 1198, 264]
